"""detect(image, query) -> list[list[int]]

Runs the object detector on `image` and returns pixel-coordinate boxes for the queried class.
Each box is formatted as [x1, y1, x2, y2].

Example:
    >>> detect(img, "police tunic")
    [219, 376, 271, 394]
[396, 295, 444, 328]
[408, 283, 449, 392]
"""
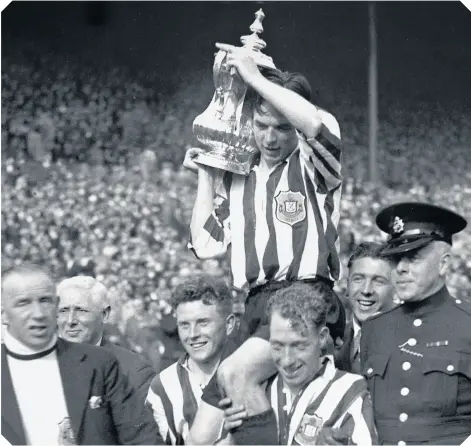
[360, 286, 471, 445]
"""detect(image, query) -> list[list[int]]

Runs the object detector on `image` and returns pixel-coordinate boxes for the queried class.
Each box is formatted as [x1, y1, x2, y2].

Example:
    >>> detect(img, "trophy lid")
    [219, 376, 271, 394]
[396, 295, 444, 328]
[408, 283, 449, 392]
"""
[239, 9, 276, 69]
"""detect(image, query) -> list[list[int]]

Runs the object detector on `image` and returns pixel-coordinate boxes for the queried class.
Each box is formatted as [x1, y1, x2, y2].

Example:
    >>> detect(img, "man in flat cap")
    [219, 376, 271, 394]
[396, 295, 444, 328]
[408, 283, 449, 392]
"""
[360, 202, 471, 445]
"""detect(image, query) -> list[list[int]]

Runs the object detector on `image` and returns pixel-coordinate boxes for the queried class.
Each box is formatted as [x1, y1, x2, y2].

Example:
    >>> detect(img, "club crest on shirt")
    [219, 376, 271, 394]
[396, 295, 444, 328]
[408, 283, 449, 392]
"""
[275, 190, 306, 226]
[294, 413, 323, 445]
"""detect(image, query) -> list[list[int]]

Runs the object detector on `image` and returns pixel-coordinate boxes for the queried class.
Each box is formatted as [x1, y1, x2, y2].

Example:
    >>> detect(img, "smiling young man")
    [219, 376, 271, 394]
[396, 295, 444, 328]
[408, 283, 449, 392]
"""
[221, 282, 377, 445]
[361, 202, 471, 445]
[146, 275, 235, 445]
[184, 42, 345, 445]
[336, 242, 396, 373]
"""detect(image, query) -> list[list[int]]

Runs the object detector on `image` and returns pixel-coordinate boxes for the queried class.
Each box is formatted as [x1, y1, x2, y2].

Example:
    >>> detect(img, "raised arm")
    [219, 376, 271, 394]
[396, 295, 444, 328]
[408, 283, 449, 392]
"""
[216, 43, 323, 139]
[184, 148, 231, 259]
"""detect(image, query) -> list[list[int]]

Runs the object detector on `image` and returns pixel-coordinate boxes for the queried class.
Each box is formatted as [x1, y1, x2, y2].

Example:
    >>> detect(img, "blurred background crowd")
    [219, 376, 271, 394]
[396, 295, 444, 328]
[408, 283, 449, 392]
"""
[2, 2, 470, 372]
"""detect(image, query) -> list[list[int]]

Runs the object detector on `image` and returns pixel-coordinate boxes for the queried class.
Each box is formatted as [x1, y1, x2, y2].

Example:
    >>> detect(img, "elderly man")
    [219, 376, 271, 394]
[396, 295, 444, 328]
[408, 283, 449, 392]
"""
[361, 202, 471, 445]
[221, 282, 377, 445]
[57, 276, 156, 404]
[146, 275, 235, 444]
[184, 42, 345, 445]
[336, 242, 396, 373]
[1, 264, 163, 445]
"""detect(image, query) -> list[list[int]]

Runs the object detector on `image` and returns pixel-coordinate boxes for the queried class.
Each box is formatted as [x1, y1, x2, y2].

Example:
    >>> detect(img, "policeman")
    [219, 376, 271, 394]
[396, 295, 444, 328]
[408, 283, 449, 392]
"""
[360, 202, 471, 445]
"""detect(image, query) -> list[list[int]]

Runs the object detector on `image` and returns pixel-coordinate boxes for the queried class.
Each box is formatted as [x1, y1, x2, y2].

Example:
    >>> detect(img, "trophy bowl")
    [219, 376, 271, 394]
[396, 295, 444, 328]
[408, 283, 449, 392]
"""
[192, 9, 276, 176]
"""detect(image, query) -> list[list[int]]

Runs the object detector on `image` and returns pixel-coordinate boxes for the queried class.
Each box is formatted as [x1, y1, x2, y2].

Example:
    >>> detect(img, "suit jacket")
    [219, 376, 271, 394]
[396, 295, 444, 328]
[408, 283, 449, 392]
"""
[100, 336, 156, 405]
[335, 323, 361, 374]
[1, 338, 164, 445]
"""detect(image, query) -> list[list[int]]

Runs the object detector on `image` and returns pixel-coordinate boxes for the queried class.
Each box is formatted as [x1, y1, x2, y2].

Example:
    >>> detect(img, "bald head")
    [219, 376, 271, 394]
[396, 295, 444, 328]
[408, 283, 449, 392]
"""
[57, 276, 110, 346]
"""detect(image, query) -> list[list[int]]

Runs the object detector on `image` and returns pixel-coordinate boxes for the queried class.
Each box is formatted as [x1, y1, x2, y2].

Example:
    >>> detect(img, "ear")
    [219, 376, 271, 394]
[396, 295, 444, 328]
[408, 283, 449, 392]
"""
[318, 326, 330, 350]
[225, 313, 236, 337]
[102, 306, 111, 323]
[1, 306, 8, 327]
[439, 252, 451, 277]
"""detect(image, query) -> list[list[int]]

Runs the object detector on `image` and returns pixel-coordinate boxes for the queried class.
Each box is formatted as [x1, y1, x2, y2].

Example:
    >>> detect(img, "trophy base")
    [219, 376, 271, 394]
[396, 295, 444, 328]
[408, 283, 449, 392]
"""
[194, 152, 253, 176]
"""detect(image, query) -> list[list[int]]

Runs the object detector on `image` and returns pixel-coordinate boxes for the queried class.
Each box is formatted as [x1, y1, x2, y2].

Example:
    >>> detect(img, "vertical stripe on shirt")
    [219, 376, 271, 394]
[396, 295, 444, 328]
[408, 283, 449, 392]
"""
[262, 163, 286, 281]
[176, 364, 199, 429]
[286, 151, 309, 280]
[243, 171, 260, 286]
[304, 169, 330, 280]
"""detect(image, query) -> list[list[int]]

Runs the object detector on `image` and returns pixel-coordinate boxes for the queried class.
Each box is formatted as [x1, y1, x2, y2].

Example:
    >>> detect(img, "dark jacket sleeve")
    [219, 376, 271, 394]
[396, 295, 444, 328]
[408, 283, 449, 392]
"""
[103, 356, 164, 445]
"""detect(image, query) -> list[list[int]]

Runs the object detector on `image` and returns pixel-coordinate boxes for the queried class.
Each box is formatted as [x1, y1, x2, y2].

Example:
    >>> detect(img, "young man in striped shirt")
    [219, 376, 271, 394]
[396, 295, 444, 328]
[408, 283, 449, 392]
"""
[184, 42, 346, 444]
[146, 275, 236, 444]
[221, 283, 377, 445]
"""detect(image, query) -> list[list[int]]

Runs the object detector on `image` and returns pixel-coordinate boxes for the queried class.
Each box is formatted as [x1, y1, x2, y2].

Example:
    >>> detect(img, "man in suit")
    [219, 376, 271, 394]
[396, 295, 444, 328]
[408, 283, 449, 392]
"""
[1, 264, 163, 445]
[57, 276, 156, 405]
[335, 242, 396, 373]
[361, 202, 471, 445]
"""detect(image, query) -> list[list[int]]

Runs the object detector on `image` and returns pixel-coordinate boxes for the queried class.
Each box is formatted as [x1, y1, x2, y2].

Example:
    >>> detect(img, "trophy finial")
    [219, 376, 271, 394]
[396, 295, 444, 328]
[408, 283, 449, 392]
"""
[240, 9, 269, 54]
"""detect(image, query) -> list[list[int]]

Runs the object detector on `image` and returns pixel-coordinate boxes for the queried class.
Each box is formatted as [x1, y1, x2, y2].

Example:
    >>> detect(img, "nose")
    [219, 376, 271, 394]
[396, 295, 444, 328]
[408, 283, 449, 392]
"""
[188, 324, 201, 339]
[396, 257, 409, 274]
[279, 348, 296, 368]
[31, 301, 46, 319]
[362, 280, 373, 296]
[67, 309, 78, 325]
[264, 128, 277, 146]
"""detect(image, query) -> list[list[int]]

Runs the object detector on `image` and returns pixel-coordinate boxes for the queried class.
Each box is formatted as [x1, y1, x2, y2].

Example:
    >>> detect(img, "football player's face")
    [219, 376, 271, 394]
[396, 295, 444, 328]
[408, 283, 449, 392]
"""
[253, 101, 298, 169]
[270, 311, 328, 393]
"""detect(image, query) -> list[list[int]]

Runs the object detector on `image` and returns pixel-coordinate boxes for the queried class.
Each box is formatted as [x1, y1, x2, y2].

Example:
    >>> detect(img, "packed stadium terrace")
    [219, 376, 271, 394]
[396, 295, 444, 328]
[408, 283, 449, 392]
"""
[2, 47, 471, 364]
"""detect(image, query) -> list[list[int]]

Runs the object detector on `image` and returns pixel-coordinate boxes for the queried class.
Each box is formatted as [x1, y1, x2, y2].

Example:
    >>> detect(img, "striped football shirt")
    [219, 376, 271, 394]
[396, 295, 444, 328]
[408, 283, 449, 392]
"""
[189, 110, 342, 291]
[268, 356, 378, 445]
[146, 355, 219, 445]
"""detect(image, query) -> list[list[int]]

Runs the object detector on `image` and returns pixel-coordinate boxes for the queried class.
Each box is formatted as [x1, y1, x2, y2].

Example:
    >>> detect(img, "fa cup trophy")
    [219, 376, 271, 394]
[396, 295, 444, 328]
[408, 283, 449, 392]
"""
[192, 9, 276, 176]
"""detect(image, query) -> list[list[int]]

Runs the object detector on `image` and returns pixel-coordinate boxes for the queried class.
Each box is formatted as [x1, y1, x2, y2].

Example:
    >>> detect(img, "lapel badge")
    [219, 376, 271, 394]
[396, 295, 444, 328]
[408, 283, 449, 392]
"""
[391, 216, 404, 235]
[294, 413, 323, 445]
[88, 395, 104, 409]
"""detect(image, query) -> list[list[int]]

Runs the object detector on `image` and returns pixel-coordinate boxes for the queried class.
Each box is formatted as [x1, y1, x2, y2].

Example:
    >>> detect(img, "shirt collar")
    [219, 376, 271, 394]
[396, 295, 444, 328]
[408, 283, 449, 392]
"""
[3, 329, 58, 356]
[352, 317, 361, 337]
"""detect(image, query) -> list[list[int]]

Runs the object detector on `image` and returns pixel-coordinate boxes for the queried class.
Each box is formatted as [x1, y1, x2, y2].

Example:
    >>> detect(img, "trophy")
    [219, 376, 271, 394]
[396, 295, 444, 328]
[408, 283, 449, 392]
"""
[192, 9, 276, 176]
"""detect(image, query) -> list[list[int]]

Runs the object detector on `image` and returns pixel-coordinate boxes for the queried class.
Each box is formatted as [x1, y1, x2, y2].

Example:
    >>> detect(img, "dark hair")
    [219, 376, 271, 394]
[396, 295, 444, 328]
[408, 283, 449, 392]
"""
[249, 67, 312, 115]
[170, 274, 233, 317]
[266, 282, 327, 337]
[347, 242, 392, 269]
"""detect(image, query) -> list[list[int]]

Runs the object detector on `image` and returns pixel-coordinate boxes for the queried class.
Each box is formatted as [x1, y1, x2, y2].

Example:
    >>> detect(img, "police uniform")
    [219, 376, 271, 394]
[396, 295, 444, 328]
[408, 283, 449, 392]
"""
[361, 202, 471, 445]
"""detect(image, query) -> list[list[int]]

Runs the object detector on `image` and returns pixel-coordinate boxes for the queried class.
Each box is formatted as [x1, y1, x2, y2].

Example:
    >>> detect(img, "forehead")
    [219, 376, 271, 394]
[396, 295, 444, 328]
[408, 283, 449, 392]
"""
[58, 286, 94, 308]
[350, 257, 392, 277]
[269, 312, 310, 342]
[176, 300, 221, 321]
[253, 101, 291, 126]
[3, 272, 56, 301]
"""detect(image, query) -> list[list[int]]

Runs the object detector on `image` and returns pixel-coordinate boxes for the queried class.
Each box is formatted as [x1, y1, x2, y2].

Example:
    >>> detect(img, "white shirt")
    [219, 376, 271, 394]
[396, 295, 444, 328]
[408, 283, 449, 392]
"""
[4, 331, 70, 445]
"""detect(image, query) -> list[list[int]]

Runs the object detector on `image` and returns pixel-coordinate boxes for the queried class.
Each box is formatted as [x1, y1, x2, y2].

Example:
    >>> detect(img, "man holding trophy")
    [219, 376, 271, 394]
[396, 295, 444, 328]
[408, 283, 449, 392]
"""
[183, 10, 346, 444]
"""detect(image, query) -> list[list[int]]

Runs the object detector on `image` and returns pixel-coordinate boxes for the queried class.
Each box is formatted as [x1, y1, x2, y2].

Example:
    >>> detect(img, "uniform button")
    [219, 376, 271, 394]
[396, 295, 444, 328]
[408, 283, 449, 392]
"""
[447, 365, 455, 372]
[398, 441, 407, 446]
[367, 367, 374, 375]
[413, 319, 422, 327]
[399, 413, 408, 422]
[456, 299, 462, 304]
[402, 361, 411, 371]
[408, 338, 417, 347]
[400, 387, 410, 396]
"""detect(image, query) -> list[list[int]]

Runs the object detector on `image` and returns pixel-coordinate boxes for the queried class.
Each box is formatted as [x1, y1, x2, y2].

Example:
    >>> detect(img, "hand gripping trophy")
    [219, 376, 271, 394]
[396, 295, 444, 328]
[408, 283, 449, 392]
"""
[192, 9, 276, 175]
